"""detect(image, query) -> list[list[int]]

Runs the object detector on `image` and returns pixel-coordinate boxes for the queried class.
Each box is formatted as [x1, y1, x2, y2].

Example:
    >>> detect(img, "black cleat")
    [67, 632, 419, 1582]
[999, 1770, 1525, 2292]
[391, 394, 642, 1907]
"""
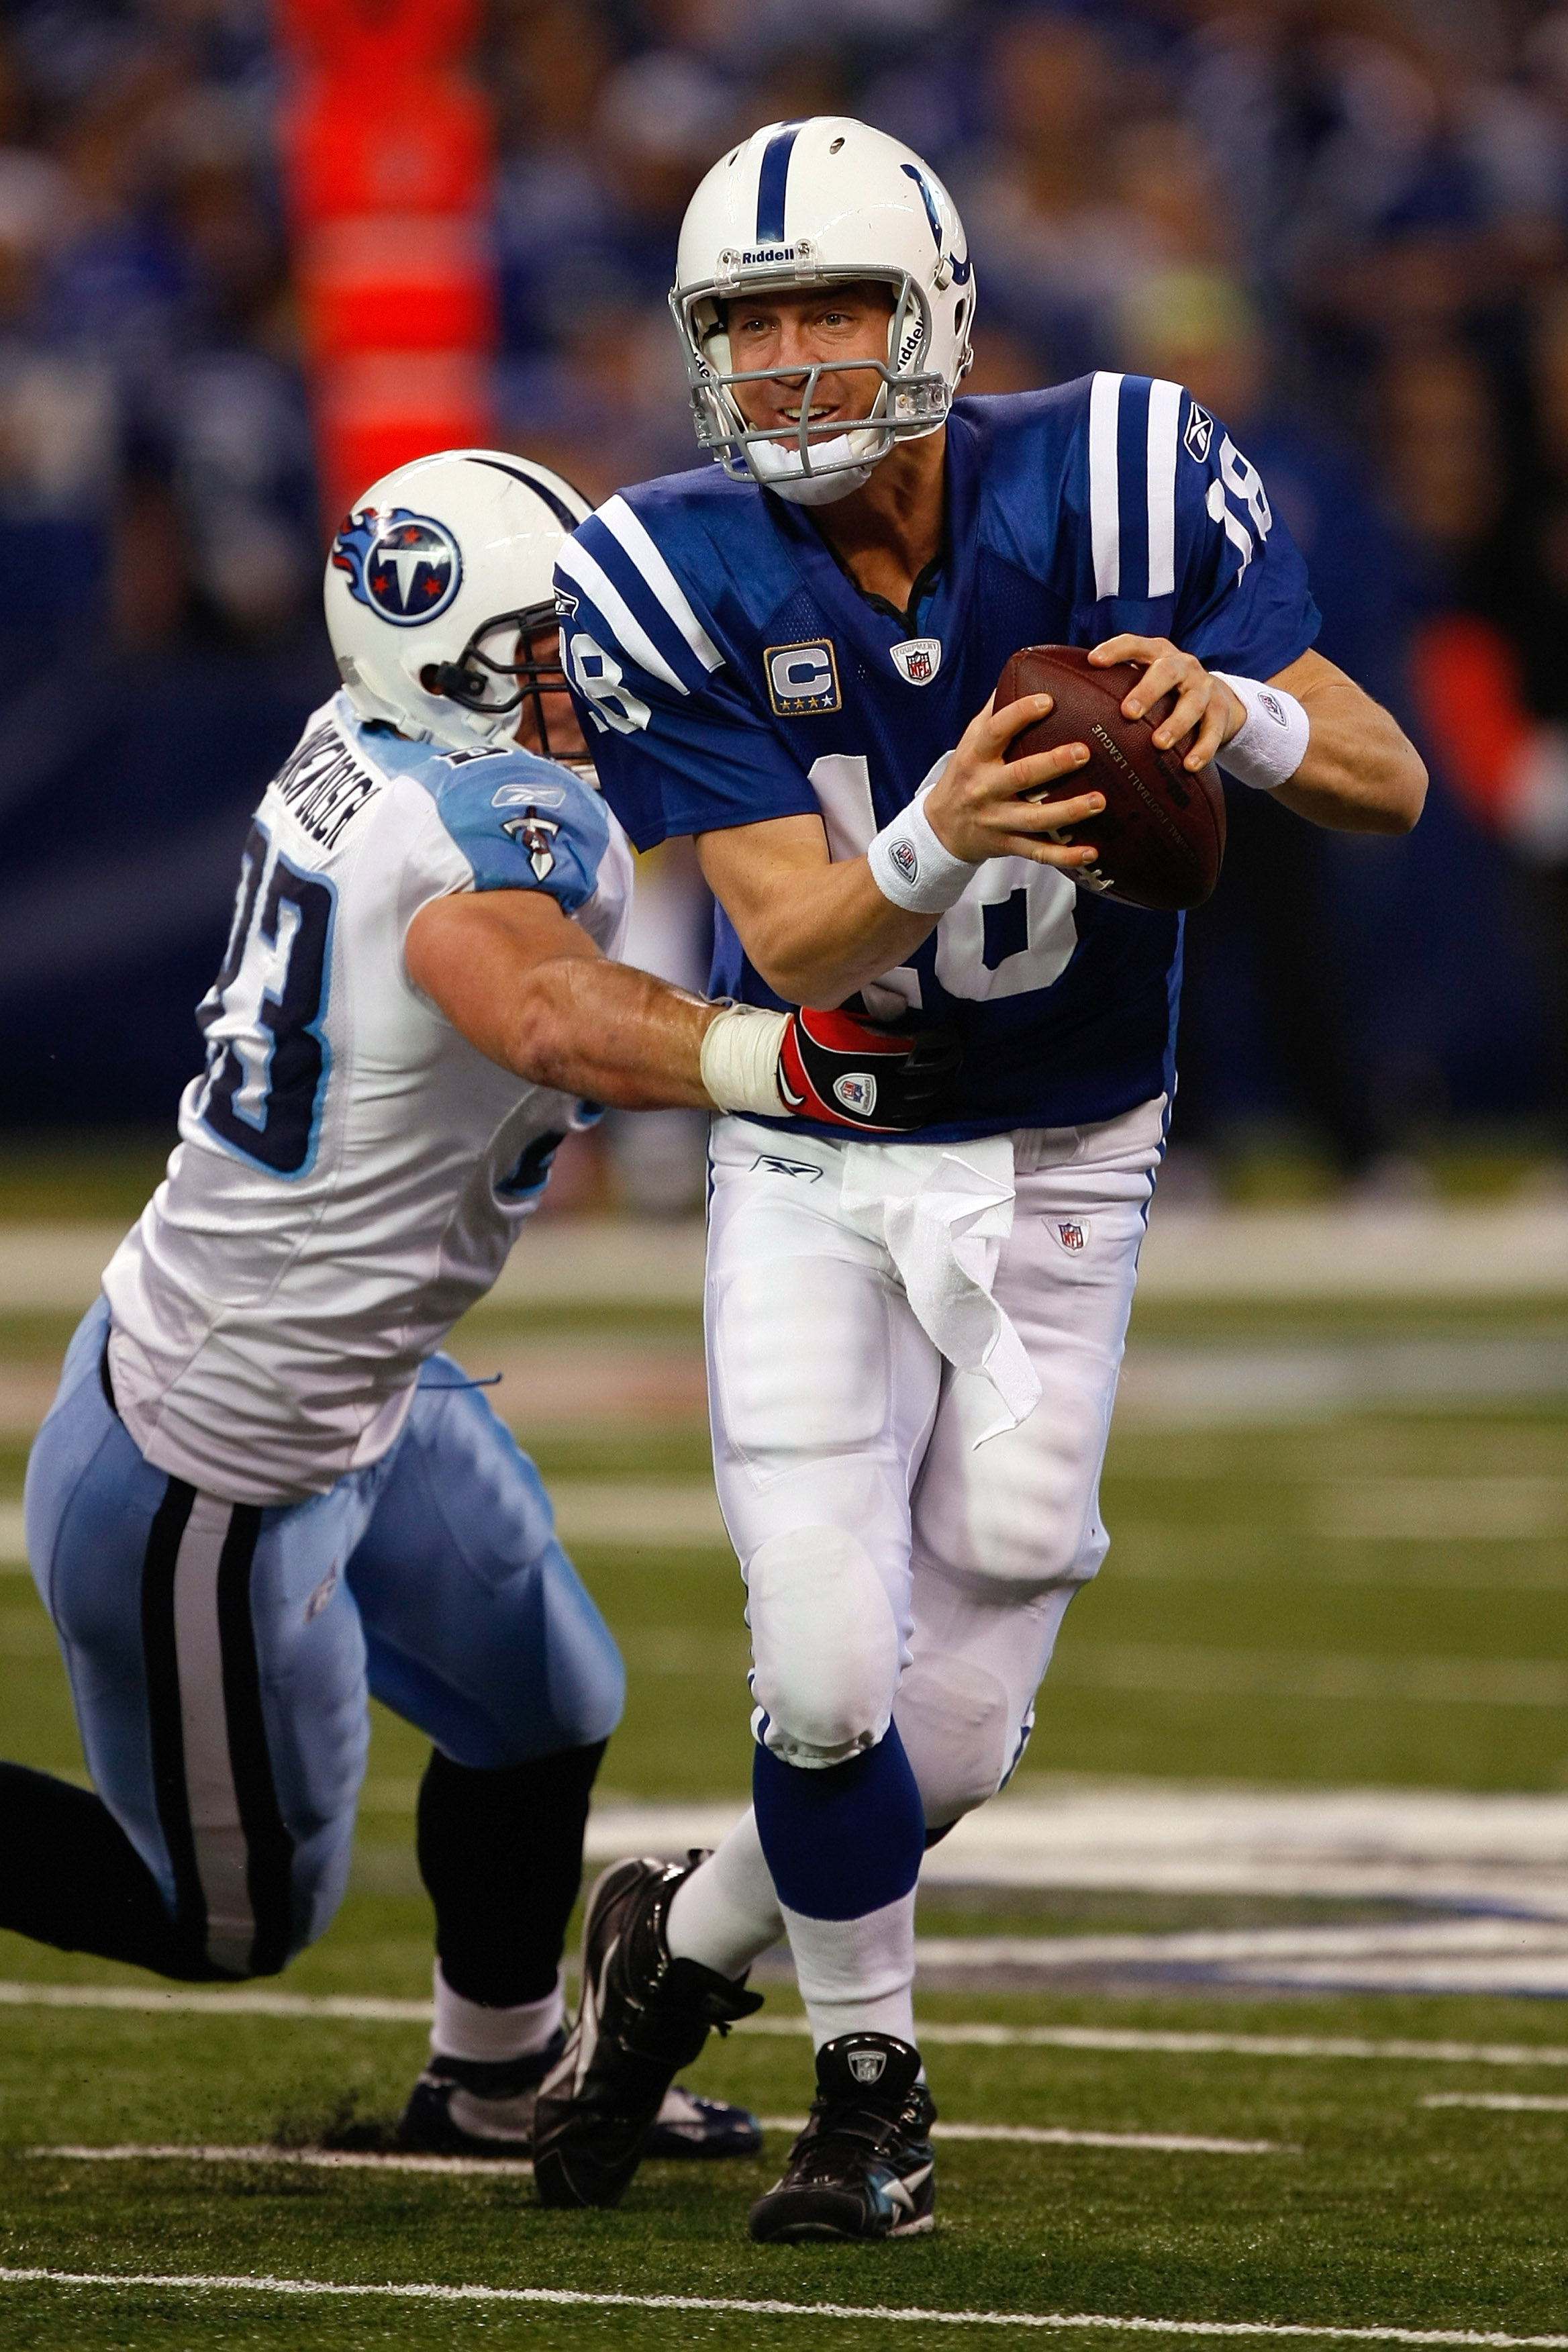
[531, 1854, 763, 2208]
[748, 2032, 936, 2243]
[398, 2026, 762, 2163]
[397, 2033, 566, 2157]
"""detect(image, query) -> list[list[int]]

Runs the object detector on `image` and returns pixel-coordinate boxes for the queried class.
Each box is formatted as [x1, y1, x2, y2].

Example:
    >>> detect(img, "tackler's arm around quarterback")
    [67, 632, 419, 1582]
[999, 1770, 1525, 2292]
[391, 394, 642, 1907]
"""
[407, 887, 713, 1110]
[405, 887, 957, 1131]
[1089, 636, 1427, 837]
[697, 692, 1107, 1010]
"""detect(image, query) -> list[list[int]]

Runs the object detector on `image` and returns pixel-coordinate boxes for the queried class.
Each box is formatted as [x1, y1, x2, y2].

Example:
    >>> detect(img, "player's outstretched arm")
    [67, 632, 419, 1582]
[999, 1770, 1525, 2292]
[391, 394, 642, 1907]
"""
[407, 888, 714, 1108]
[698, 694, 1108, 1009]
[1089, 636, 1427, 836]
[406, 887, 958, 1130]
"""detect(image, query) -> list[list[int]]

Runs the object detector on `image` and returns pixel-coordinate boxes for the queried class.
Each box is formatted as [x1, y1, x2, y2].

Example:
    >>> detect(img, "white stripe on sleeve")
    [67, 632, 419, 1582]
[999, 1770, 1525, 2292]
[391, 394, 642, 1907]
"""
[596, 497, 724, 673]
[553, 541, 691, 697]
[1089, 371, 1123, 601]
[1144, 377, 1181, 599]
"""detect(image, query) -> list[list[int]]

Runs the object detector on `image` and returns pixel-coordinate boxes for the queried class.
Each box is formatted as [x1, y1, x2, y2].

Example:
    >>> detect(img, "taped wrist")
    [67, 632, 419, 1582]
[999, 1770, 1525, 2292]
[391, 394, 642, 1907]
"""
[699, 1004, 789, 1116]
[867, 784, 975, 914]
[1211, 673, 1310, 791]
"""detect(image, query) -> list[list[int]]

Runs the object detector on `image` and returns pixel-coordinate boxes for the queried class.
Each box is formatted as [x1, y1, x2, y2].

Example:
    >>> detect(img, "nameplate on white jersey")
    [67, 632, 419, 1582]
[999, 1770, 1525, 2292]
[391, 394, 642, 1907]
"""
[889, 637, 941, 685]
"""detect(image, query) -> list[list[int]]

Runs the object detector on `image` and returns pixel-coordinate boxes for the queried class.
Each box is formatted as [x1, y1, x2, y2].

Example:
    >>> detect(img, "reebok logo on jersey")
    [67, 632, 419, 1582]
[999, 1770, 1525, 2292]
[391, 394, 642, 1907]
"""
[890, 637, 941, 685]
[493, 781, 567, 808]
[1183, 401, 1214, 463]
[765, 640, 841, 716]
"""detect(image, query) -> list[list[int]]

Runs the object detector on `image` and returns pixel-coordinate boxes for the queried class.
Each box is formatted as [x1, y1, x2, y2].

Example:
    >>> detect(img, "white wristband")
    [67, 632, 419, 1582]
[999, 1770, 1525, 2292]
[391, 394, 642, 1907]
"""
[867, 783, 975, 914]
[699, 1003, 789, 1116]
[1211, 673, 1310, 791]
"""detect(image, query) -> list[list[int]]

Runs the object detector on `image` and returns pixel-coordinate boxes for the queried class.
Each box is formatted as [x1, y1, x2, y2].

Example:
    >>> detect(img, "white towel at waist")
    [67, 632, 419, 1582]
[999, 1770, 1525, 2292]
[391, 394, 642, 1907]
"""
[838, 1132, 1041, 1443]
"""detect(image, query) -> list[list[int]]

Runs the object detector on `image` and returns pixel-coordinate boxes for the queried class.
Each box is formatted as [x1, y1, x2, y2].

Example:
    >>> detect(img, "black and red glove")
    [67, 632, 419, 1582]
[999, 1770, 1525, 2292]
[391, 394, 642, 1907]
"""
[776, 1008, 961, 1133]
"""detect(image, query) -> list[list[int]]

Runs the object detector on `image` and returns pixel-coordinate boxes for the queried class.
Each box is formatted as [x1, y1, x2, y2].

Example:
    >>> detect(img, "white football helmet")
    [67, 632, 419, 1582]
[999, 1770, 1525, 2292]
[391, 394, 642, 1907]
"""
[324, 448, 592, 753]
[671, 116, 976, 502]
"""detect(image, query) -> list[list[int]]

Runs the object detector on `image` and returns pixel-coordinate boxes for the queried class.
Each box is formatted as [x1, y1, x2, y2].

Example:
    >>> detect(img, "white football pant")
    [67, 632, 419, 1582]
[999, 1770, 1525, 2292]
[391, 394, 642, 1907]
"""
[705, 1097, 1164, 1830]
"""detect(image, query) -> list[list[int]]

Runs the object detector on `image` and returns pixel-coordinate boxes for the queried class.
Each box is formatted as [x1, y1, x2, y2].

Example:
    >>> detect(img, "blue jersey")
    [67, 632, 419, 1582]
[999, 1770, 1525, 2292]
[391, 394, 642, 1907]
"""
[556, 375, 1320, 1140]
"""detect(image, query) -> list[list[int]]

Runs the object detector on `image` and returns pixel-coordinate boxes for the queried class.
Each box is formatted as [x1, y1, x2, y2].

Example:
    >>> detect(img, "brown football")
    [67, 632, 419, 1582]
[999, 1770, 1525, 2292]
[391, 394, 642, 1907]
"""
[995, 644, 1226, 912]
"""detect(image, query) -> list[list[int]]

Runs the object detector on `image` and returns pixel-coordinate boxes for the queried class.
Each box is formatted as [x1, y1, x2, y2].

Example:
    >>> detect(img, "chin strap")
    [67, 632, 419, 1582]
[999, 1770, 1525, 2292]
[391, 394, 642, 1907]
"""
[747, 434, 879, 505]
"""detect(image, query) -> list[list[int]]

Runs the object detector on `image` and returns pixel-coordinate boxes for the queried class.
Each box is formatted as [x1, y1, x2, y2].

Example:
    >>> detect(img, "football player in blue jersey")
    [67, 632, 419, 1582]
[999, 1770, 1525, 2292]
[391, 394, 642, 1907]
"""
[1, 444, 947, 2169]
[530, 118, 1427, 2239]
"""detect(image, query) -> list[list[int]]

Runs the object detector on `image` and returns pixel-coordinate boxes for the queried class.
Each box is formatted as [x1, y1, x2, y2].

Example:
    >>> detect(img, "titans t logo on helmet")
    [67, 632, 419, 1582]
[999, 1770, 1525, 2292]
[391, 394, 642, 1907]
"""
[331, 507, 463, 628]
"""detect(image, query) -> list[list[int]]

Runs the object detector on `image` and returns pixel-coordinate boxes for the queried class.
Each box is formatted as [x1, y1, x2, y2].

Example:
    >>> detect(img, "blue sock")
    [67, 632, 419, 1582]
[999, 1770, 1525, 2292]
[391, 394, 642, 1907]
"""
[752, 1724, 925, 1921]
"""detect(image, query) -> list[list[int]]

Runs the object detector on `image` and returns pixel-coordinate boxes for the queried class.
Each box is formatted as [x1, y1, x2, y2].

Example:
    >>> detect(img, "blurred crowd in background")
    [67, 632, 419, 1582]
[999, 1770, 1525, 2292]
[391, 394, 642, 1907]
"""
[3, 0, 1568, 1206]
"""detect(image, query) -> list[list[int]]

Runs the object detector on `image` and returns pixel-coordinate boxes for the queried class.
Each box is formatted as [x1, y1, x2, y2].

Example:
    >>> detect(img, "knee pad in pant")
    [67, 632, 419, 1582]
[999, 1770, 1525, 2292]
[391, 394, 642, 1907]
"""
[892, 1653, 1015, 1829]
[916, 1370, 1111, 1595]
[747, 1526, 901, 1769]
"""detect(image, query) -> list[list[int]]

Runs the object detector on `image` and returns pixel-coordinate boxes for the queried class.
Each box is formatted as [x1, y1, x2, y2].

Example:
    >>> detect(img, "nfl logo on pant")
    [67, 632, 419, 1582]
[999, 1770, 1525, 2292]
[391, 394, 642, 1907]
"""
[1057, 1221, 1086, 1253]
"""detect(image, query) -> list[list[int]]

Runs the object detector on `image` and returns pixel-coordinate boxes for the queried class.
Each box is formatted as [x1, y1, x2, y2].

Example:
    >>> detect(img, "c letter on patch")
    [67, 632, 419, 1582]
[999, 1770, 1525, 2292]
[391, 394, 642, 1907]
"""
[765, 640, 842, 716]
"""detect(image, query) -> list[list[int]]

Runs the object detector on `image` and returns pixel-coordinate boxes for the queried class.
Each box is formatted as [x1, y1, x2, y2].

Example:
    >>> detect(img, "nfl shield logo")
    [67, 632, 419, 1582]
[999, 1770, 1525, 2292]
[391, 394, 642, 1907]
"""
[889, 636, 942, 686]
[834, 1071, 877, 1117]
[848, 2049, 887, 2085]
[1057, 1221, 1085, 1253]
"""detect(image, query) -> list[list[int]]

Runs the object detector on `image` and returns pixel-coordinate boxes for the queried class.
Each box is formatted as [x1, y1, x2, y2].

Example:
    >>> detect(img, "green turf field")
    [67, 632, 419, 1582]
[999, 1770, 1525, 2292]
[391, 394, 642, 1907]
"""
[1, 1265, 1567, 2346]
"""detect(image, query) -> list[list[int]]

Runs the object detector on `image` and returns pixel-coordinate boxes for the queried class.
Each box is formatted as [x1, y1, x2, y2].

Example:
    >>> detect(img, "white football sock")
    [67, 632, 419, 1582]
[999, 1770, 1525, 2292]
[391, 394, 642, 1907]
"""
[781, 1890, 917, 2052]
[665, 1808, 784, 1979]
[430, 1963, 563, 2065]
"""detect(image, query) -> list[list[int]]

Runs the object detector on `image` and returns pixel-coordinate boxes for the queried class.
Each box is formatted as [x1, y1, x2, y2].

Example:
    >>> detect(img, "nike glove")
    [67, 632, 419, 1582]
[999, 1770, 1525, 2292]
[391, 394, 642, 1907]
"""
[776, 1008, 961, 1133]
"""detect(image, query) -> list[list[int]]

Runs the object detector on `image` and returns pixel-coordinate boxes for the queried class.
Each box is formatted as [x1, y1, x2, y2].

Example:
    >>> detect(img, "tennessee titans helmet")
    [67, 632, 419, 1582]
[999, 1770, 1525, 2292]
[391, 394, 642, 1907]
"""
[671, 117, 976, 503]
[324, 449, 593, 754]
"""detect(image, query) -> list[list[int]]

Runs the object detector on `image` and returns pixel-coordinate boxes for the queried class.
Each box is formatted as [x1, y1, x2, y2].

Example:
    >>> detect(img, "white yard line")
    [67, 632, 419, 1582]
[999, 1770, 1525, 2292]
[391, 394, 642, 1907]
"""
[589, 1787, 1568, 1914]
[0, 2265, 1561, 2343]
[548, 1481, 728, 1547]
[0, 1981, 432, 2021]
[755, 2120, 1285, 2155]
[30, 2143, 533, 2176]
[30, 2122, 1289, 2168]
[5, 1982, 1568, 2068]
[911, 1920, 1568, 1997]
[1421, 2094, 1568, 2113]
[9, 1204, 1567, 1317]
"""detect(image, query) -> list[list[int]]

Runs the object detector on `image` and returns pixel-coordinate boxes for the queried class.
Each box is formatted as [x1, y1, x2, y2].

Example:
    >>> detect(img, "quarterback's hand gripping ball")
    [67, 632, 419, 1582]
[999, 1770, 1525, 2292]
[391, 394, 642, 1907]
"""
[995, 644, 1226, 911]
[778, 1008, 961, 1133]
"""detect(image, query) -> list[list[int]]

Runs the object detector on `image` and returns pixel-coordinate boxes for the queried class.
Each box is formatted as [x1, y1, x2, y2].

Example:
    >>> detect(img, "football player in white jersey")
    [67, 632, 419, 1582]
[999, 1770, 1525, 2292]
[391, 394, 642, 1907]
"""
[3, 446, 951, 2163]
[528, 121, 1428, 2236]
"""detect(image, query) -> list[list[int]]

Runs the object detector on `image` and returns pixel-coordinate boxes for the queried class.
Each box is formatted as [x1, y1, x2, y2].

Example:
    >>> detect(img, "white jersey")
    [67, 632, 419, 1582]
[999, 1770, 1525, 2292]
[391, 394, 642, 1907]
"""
[103, 692, 632, 1506]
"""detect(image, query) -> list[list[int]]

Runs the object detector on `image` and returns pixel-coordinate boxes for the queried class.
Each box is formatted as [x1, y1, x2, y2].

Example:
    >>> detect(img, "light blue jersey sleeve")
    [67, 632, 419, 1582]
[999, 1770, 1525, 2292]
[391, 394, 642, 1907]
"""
[419, 742, 613, 914]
